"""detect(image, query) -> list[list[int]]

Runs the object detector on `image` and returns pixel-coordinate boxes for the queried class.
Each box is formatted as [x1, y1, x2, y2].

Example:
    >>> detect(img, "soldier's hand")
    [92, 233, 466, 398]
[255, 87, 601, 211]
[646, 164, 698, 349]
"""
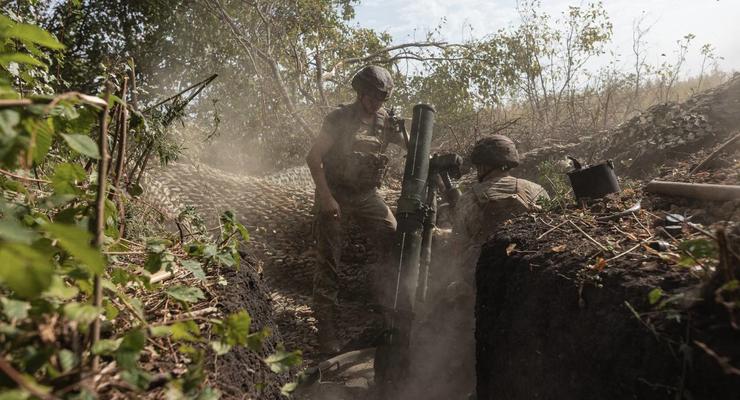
[320, 195, 341, 219]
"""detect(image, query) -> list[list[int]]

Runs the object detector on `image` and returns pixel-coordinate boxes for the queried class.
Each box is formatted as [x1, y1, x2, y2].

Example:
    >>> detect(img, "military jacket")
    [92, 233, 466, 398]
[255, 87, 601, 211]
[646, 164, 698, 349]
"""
[452, 174, 549, 273]
[321, 103, 391, 194]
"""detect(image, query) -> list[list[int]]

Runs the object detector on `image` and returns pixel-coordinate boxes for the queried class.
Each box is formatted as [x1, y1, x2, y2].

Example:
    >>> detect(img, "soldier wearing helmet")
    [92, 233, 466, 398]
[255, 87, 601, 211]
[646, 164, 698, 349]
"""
[305, 65, 405, 354]
[452, 135, 549, 267]
[419, 135, 549, 398]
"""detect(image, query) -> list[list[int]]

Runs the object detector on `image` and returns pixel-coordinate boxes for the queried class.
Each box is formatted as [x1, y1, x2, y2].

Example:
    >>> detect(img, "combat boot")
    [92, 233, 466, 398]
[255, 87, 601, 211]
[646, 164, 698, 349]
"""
[317, 317, 342, 354]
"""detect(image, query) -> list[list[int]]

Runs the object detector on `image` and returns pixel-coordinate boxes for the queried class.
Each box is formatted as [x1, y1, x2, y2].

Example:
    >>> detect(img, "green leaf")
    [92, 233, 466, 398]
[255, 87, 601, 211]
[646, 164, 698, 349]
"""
[1, 298, 30, 320]
[6, 22, 66, 50]
[0, 53, 45, 68]
[264, 349, 302, 374]
[149, 325, 172, 338]
[104, 300, 119, 320]
[221, 310, 251, 346]
[236, 223, 250, 242]
[1, 179, 27, 195]
[195, 387, 221, 400]
[42, 223, 105, 274]
[202, 244, 217, 258]
[42, 275, 79, 300]
[0, 109, 20, 139]
[281, 382, 298, 396]
[60, 133, 100, 159]
[0, 389, 30, 400]
[215, 251, 235, 267]
[58, 349, 77, 372]
[648, 288, 663, 305]
[92, 338, 122, 355]
[120, 369, 152, 390]
[166, 286, 205, 303]
[63, 302, 101, 325]
[146, 238, 171, 254]
[0, 218, 37, 244]
[210, 341, 231, 356]
[181, 259, 205, 280]
[31, 118, 54, 163]
[50, 163, 86, 195]
[153, 251, 175, 273]
[116, 329, 147, 371]
[0, 243, 53, 298]
[246, 328, 270, 352]
[171, 321, 200, 342]
[678, 238, 718, 260]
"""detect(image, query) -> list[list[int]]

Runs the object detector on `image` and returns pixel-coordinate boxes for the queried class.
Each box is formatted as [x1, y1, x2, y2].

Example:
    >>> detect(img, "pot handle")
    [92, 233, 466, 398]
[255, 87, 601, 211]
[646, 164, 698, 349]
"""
[567, 156, 582, 170]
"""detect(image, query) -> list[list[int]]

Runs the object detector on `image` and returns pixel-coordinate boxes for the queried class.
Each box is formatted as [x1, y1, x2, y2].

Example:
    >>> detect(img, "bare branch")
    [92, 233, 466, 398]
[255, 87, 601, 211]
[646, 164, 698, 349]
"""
[207, 0, 316, 137]
[322, 41, 452, 80]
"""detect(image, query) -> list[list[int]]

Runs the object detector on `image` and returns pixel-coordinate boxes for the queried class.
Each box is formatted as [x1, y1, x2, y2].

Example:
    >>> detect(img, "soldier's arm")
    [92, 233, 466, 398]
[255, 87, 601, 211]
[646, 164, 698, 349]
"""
[306, 132, 340, 216]
[387, 118, 408, 149]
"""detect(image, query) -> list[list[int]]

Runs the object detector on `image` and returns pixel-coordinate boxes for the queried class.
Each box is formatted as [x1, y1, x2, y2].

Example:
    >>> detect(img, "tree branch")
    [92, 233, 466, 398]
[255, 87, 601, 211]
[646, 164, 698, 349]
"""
[208, 0, 316, 138]
[322, 41, 452, 80]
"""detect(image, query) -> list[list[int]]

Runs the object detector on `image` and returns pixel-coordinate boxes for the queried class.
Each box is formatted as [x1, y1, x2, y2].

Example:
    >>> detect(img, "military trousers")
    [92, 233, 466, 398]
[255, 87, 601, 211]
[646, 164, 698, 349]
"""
[312, 189, 397, 313]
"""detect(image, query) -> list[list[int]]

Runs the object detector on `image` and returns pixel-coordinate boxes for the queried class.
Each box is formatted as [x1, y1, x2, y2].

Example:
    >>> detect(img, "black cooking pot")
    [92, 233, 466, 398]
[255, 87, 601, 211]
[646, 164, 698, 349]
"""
[566, 157, 620, 200]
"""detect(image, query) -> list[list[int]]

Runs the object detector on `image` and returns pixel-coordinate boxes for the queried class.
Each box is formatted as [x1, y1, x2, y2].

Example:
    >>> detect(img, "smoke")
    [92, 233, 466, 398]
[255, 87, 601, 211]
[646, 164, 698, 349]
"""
[393, 232, 478, 400]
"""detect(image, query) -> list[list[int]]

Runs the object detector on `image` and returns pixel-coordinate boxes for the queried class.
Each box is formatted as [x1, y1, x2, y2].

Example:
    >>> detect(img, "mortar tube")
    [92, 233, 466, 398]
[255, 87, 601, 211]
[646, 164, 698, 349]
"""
[375, 103, 435, 395]
[417, 182, 437, 304]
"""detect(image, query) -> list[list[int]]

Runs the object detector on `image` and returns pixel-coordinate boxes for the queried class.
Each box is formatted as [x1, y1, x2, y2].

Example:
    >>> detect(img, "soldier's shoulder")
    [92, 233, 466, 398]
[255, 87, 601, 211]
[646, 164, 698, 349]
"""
[323, 104, 355, 123]
[478, 176, 518, 197]
[514, 178, 549, 200]
[514, 177, 543, 191]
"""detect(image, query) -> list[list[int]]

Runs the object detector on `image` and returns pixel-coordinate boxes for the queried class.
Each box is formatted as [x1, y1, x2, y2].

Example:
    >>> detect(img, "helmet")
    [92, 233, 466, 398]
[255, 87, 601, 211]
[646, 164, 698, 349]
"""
[470, 135, 520, 169]
[351, 65, 394, 100]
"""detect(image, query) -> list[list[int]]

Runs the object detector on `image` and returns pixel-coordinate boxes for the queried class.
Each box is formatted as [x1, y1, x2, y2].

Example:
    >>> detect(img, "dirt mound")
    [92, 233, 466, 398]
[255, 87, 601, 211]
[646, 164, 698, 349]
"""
[475, 188, 740, 399]
[211, 261, 291, 398]
[518, 74, 740, 179]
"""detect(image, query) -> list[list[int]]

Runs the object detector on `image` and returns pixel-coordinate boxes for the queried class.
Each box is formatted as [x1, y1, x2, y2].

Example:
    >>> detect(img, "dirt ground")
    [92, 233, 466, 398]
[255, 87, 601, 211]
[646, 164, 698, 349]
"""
[475, 153, 739, 399]
[210, 260, 291, 399]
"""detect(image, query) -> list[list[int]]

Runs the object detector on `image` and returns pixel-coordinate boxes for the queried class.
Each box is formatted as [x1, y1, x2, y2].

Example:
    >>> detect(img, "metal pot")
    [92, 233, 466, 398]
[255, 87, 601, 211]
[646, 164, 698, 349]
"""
[566, 157, 620, 200]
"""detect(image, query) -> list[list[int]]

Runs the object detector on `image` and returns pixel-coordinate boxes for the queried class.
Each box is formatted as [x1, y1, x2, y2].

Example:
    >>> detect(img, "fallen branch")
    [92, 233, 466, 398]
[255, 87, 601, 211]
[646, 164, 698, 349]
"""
[143, 74, 218, 113]
[690, 131, 740, 175]
[596, 201, 641, 221]
[569, 220, 609, 252]
[0, 168, 51, 183]
[0, 357, 58, 400]
[150, 271, 173, 284]
[537, 220, 568, 240]
[175, 306, 218, 321]
[606, 236, 654, 262]
[694, 340, 740, 377]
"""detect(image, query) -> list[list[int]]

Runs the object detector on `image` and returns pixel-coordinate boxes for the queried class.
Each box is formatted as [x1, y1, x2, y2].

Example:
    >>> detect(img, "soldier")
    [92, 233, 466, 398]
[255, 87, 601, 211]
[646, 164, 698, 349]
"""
[305, 65, 405, 354]
[416, 135, 549, 399]
[450, 134, 550, 283]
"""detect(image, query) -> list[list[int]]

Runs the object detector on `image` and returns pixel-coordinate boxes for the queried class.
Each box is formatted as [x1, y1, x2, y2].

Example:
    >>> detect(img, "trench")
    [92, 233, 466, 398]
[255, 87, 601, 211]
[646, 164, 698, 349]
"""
[475, 221, 740, 400]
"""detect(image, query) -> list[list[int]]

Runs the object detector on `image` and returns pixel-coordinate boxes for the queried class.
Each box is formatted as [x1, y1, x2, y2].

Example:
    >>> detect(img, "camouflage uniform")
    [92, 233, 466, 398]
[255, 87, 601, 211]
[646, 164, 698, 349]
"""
[451, 173, 549, 282]
[312, 102, 397, 313]
[420, 173, 548, 398]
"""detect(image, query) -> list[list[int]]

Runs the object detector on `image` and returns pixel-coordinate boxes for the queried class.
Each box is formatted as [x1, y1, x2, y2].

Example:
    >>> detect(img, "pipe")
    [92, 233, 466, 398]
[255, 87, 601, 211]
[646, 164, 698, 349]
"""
[645, 180, 740, 202]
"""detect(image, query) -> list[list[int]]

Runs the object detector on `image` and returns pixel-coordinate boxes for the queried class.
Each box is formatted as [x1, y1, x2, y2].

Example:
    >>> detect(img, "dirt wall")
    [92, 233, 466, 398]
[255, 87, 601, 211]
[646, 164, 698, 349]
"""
[475, 229, 740, 400]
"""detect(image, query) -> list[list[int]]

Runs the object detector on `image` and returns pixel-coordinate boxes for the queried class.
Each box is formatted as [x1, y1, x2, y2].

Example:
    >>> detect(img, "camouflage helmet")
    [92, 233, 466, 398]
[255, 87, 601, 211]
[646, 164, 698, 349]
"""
[470, 135, 520, 169]
[351, 65, 394, 100]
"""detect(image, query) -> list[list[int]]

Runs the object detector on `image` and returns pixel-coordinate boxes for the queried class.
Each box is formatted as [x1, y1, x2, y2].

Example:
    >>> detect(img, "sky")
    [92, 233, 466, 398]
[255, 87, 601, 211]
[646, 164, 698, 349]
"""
[353, 0, 740, 76]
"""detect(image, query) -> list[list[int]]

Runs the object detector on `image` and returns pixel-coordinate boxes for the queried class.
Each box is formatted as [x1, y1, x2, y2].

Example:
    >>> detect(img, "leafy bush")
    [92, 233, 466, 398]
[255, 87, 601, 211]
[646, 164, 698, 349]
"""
[0, 16, 298, 399]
